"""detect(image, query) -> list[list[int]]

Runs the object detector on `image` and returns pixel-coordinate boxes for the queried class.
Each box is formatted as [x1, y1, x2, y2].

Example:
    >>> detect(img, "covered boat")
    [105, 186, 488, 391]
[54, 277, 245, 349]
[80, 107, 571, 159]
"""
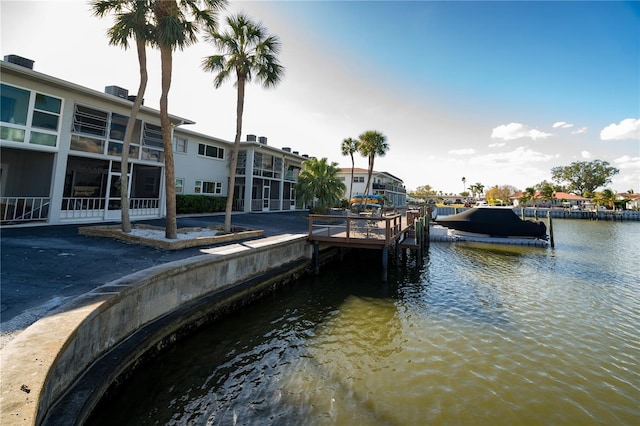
[435, 207, 547, 239]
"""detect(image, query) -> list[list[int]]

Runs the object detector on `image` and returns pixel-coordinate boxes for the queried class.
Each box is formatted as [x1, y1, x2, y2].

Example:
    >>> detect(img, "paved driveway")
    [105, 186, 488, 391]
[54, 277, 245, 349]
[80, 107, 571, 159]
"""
[0, 211, 310, 339]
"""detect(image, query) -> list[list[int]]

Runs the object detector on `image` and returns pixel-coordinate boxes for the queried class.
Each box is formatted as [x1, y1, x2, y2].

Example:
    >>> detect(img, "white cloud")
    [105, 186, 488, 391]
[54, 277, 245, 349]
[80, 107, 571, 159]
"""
[553, 121, 573, 129]
[571, 127, 588, 135]
[491, 123, 553, 141]
[600, 118, 640, 140]
[611, 155, 640, 191]
[448, 148, 476, 155]
[581, 150, 591, 158]
[614, 155, 640, 168]
[488, 142, 506, 148]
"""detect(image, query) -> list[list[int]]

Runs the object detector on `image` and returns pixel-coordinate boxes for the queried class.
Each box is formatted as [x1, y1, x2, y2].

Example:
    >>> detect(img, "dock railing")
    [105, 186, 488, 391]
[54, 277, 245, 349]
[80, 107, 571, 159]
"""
[308, 212, 405, 248]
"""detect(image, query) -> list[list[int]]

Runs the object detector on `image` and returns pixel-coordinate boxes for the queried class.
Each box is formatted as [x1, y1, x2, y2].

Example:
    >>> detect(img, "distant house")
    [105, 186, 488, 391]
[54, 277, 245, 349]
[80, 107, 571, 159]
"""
[510, 191, 591, 208]
[617, 193, 640, 210]
[338, 168, 407, 207]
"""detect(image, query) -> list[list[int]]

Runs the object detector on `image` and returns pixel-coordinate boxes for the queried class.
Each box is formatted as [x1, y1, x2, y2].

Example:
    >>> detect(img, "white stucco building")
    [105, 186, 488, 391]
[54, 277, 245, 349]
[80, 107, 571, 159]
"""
[0, 55, 307, 226]
[338, 167, 407, 207]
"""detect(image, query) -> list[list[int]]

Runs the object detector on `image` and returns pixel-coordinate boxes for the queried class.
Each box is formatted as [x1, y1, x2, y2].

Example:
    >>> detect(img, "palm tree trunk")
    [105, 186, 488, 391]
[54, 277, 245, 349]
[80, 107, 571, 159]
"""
[349, 154, 354, 202]
[120, 38, 148, 233]
[160, 45, 177, 239]
[224, 75, 246, 233]
[362, 155, 374, 211]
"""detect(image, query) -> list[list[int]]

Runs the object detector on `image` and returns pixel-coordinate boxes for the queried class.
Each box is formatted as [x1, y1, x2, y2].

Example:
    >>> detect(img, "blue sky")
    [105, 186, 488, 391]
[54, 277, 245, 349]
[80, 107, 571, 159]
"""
[1, 1, 639, 194]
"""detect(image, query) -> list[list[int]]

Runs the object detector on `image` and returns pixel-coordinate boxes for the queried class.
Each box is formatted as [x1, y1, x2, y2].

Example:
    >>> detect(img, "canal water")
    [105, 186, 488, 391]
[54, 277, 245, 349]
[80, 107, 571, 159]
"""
[89, 219, 639, 425]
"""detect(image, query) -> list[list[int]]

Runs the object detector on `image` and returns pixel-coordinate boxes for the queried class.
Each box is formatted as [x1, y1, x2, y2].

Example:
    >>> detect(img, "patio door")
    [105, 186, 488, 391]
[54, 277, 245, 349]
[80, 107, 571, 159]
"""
[262, 186, 270, 211]
[104, 162, 131, 221]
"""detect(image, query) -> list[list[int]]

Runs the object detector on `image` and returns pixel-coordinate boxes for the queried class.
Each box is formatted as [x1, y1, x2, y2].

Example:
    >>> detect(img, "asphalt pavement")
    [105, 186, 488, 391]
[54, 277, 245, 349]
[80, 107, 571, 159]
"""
[0, 211, 311, 339]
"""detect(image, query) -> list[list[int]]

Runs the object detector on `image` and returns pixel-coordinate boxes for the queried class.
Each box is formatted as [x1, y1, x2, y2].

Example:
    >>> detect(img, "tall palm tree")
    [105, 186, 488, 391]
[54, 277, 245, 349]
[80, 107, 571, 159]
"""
[357, 130, 388, 210]
[468, 183, 477, 198]
[92, 0, 153, 233]
[294, 157, 346, 213]
[202, 13, 284, 233]
[340, 137, 359, 202]
[153, 0, 226, 238]
[462, 176, 466, 194]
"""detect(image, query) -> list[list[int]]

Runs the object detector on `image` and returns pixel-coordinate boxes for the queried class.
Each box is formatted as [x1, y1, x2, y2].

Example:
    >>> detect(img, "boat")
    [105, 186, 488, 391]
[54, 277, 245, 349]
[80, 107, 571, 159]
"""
[350, 194, 382, 212]
[435, 206, 547, 239]
[349, 194, 382, 206]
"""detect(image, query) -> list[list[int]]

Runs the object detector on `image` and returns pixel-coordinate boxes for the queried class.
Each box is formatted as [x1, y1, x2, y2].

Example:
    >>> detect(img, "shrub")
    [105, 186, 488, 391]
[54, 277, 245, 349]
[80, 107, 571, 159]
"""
[176, 194, 226, 214]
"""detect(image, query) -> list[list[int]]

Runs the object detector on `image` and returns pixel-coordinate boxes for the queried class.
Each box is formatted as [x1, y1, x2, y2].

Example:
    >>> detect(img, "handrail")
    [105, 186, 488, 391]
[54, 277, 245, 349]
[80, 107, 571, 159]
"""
[308, 213, 405, 247]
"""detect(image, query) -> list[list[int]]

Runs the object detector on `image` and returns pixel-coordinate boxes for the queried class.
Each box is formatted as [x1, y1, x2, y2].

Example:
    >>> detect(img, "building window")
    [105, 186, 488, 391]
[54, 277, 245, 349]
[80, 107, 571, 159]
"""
[71, 105, 145, 158]
[1, 83, 61, 146]
[73, 104, 108, 137]
[109, 113, 128, 141]
[174, 136, 187, 153]
[198, 143, 224, 159]
[32, 93, 61, 131]
[142, 123, 163, 148]
[175, 178, 184, 194]
[353, 176, 364, 183]
[141, 123, 163, 162]
[195, 180, 222, 194]
[1, 83, 29, 125]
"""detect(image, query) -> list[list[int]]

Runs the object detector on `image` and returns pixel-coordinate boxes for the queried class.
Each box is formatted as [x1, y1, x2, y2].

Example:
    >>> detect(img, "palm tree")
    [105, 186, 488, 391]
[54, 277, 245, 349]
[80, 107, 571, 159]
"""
[202, 13, 284, 233]
[357, 130, 388, 210]
[462, 176, 466, 194]
[92, 0, 154, 233]
[340, 137, 359, 202]
[294, 158, 346, 213]
[474, 182, 485, 199]
[596, 188, 616, 209]
[153, 0, 226, 238]
[525, 186, 537, 207]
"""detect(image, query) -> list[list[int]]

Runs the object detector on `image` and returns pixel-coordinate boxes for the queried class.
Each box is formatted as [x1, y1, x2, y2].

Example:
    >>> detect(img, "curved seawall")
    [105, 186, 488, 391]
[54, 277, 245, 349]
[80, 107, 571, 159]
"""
[0, 234, 318, 425]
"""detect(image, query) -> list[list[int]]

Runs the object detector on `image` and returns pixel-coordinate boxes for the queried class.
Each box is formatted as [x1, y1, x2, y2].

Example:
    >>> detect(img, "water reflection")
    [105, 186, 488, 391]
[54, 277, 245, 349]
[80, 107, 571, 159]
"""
[89, 220, 640, 425]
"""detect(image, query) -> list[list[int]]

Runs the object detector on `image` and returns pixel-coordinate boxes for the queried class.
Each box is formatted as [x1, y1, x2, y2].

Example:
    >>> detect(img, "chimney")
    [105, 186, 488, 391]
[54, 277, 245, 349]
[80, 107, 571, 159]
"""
[258, 136, 267, 145]
[105, 85, 129, 99]
[247, 134, 257, 142]
[4, 55, 34, 69]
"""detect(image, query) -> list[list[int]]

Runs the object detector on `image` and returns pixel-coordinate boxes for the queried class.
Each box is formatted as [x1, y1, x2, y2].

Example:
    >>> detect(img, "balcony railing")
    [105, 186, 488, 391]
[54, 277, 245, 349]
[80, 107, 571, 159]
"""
[60, 197, 160, 220]
[1, 197, 50, 223]
[372, 183, 406, 193]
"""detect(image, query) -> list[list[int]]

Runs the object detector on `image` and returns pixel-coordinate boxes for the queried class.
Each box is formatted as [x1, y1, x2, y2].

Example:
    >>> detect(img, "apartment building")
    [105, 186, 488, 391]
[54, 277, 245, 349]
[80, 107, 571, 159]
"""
[0, 56, 307, 226]
[339, 167, 407, 207]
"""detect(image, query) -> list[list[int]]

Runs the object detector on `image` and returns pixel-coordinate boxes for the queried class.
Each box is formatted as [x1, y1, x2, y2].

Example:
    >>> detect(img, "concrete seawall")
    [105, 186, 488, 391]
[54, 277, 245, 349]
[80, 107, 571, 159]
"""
[0, 233, 317, 425]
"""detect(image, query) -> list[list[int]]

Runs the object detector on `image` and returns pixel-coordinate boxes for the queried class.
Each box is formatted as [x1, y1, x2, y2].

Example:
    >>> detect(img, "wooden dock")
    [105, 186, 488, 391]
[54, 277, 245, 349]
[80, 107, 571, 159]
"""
[308, 209, 429, 281]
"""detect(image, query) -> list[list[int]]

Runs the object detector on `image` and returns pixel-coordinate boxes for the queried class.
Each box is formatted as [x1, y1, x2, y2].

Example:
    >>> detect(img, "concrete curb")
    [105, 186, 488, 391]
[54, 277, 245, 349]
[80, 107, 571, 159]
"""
[78, 224, 264, 250]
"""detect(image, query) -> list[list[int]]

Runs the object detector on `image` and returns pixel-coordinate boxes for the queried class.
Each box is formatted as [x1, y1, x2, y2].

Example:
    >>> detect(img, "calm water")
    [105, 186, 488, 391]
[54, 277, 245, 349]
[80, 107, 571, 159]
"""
[90, 219, 639, 425]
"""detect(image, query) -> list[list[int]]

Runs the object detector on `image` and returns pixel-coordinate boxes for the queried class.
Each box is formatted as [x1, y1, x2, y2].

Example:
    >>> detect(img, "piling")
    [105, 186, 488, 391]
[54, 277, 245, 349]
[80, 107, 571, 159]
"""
[313, 241, 320, 275]
[548, 211, 555, 248]
[381, 246, 389, 282]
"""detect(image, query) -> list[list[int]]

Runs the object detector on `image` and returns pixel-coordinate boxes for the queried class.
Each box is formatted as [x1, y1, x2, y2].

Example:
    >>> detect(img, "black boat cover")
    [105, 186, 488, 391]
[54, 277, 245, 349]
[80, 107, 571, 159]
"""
[435, 208, 547, 238]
